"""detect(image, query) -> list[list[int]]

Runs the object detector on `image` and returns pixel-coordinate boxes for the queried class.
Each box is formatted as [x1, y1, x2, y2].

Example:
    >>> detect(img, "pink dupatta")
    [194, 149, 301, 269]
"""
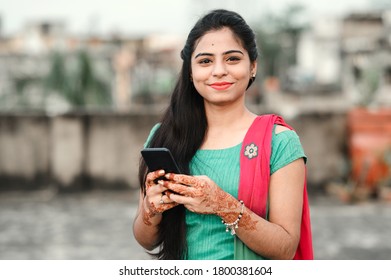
[236, 114, 313, 260]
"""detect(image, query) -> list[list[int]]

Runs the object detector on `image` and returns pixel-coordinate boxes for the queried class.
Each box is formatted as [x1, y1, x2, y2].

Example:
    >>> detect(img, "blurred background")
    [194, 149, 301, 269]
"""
[0, 0, 391, 260]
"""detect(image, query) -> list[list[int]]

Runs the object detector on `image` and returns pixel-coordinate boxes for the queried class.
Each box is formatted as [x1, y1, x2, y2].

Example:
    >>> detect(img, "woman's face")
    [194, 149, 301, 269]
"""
[190, 27, 256, 107]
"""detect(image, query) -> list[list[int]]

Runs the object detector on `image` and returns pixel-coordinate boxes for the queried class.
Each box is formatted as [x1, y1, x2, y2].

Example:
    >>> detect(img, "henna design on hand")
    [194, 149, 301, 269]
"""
[163, 174, 240, 215]
[146, 170, 165, 190]
[163, 173, 259, 232]
[142, 197, 179, 226]
[219, 207, 258, 234]
[237, 208, 258, 231]
[142, 170, 179, 226]
[142, 202, 159, 226]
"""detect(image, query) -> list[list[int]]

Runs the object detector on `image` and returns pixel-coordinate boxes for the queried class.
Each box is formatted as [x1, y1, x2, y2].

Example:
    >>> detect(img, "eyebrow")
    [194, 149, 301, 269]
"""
[194, 50, 244, 58]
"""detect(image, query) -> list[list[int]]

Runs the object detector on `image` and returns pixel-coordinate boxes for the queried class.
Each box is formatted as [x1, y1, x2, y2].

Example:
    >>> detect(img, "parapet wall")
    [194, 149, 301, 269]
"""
[0, 111, 347, 192]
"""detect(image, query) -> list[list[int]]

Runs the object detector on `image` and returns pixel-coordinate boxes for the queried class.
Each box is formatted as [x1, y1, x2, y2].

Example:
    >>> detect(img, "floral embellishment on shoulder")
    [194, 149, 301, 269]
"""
[244, 143, 258, 159]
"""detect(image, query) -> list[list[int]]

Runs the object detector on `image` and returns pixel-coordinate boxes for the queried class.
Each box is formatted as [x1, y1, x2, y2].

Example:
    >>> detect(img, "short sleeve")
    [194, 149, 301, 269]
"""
[270, 128, 307, 174]
[144, 123, 161, 148]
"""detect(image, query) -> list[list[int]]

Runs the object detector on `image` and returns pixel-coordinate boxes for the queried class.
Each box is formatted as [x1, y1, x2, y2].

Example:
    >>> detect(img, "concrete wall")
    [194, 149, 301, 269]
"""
[0, 114, 51, 189]
[289, 112, 348, 191]
[0, 111, 348, 191]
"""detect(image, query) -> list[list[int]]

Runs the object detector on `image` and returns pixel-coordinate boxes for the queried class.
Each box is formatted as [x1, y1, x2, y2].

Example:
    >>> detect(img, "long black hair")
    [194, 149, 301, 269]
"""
[138, 9, 258, 259]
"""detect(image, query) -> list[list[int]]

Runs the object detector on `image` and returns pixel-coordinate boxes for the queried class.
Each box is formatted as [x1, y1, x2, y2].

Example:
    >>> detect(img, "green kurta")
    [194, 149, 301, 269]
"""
[145, 123, 306, 260]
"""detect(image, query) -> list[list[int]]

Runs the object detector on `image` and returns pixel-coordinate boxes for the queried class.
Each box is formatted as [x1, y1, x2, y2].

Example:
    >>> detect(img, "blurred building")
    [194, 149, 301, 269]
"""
[296, 17, 342, 92]
[1, 8, 390, 112]
[341, 10, 391, 106]
[0, 21, 67, 111]
[293, 9, 391, 106]
[0, 20, 183, 112]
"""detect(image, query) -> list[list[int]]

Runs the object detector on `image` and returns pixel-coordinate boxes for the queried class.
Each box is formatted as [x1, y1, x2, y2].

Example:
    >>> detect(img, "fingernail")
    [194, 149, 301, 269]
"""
[159, 170, 165, 175]
[158, 180, 164, 185]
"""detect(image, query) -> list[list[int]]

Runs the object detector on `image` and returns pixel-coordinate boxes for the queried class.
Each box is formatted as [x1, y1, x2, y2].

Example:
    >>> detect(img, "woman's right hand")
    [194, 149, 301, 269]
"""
[142, 170, 178, 225]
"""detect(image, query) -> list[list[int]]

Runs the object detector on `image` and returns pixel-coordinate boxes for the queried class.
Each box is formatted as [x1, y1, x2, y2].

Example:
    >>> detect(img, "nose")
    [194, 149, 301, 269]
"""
[212, 59, 228, 77]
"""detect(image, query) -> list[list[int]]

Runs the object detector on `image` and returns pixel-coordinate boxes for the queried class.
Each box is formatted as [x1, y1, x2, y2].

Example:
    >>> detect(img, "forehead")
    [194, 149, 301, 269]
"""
[193, 27, 245, 54]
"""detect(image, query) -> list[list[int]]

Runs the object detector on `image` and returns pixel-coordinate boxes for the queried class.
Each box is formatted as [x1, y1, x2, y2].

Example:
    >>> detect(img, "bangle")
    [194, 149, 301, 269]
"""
[221, 200, 245, 235]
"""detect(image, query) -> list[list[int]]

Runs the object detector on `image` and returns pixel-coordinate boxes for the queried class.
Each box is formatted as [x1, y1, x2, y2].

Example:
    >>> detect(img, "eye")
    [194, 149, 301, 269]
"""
[198, 58, 212, 64]
[227, 56, 241, 62]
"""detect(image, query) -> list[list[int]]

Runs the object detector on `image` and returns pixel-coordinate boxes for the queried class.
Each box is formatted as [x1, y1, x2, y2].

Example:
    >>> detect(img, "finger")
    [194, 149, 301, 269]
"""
[144, 190, 174, 214]
[160, 194, 174, 204]
[145, 170, 166, 191]
[165, 190, 175, 198]
[165, 173, 199, 186]
[159, 180, 194, 196]
[145, 184, 168, 198]
[147, 200, 179, 216]
[162, 202, 179, 211]
[168, 192, 193, 206]
[155, 201, 180, 212]
[146, 170, 165, 185]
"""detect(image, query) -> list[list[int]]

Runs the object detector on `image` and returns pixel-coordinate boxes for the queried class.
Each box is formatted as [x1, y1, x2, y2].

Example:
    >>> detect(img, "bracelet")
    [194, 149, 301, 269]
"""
[221, 200, 245, 235]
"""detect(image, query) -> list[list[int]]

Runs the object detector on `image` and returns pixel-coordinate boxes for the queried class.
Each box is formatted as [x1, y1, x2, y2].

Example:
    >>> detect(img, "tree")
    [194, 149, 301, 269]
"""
[45, 49, 112, 109]
[255, 4, 308, 78]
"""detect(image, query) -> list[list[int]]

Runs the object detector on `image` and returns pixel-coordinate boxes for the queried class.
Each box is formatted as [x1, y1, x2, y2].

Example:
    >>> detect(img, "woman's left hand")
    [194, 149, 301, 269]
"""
[158, 174, 240, 217]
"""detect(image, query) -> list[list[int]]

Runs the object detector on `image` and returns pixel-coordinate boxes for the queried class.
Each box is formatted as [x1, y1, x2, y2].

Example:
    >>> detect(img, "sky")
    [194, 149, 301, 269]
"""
[0, 0, 374, 37]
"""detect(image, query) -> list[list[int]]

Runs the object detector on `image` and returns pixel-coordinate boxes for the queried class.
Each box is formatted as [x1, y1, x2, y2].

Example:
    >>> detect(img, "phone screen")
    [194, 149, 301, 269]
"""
[141, 148, 181, 174]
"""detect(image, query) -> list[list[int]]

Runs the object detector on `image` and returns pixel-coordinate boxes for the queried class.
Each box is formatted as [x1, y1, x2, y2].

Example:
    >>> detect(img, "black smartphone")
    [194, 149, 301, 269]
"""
[141, 148, 181, 175]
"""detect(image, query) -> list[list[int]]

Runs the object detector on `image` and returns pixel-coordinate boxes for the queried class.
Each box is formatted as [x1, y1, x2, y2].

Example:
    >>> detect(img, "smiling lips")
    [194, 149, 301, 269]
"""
[209, 82, 233, 90]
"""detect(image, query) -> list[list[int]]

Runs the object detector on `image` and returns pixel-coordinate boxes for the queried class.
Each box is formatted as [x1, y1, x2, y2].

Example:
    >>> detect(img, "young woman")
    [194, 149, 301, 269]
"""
[133, 9, 312, 260]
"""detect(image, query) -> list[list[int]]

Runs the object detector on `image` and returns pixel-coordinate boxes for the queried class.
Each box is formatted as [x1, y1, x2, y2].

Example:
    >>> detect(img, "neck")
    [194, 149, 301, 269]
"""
[204, 102, 255, 129]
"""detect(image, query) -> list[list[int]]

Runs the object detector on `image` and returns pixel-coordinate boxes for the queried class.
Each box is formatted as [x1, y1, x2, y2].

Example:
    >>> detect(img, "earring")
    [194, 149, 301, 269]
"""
[250, 73, 256, 83]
